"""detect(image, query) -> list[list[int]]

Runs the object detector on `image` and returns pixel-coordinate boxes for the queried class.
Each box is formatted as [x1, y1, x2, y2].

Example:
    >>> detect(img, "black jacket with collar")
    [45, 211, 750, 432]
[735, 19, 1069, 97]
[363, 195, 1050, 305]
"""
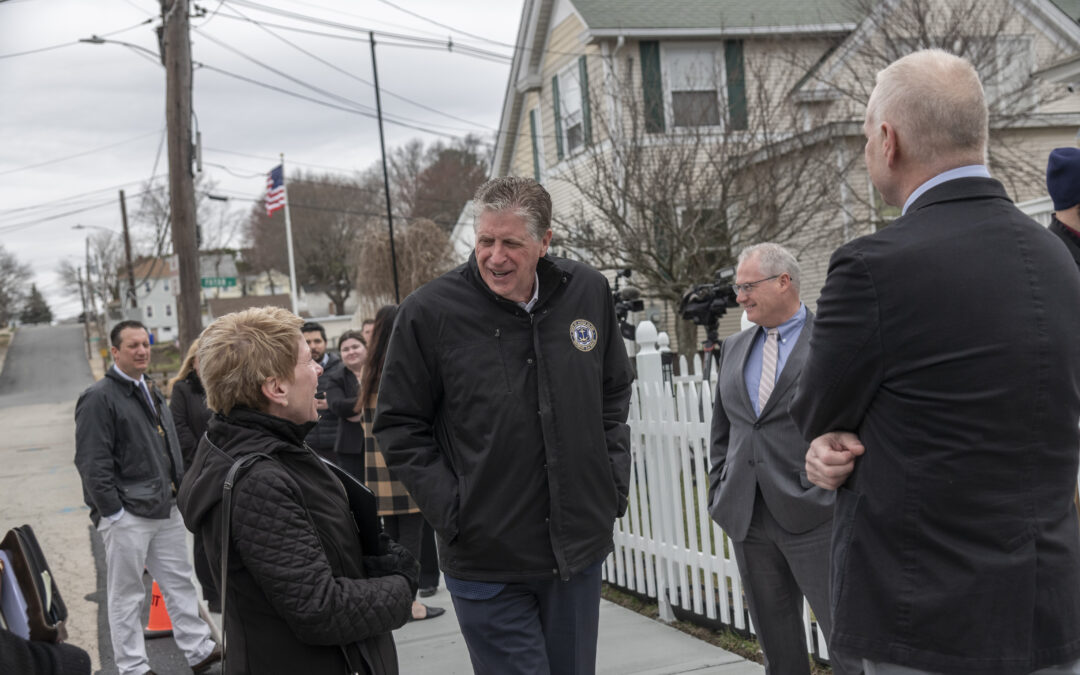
[169, 370, 210, 470]
[75, 368, 184, 526]
[374, 253, 635, 582]
[177, 407, 411, 675]
[791, 177, 1080, 673]
[306, 352, 343, 456]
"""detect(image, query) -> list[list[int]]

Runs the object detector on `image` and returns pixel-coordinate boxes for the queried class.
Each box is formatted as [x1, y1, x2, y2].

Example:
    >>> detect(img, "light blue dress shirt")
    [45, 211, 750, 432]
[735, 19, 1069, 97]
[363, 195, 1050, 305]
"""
[742, 304, 807, 417]
[902, 165, 991, 215]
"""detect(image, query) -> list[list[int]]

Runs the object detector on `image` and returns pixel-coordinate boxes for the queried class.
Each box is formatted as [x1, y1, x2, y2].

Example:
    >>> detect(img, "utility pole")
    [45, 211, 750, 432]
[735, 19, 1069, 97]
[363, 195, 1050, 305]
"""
[77, 266, 91, 361]
[161, 0, 201, 349]
[370, 31, 401, 303]
[118, 189, 138, 310]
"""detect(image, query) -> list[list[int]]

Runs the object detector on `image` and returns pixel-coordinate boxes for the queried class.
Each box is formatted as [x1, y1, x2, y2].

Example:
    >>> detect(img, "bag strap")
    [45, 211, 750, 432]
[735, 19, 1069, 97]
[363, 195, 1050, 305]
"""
[217, 449, 366, 675]
[219, 451, 273, 674]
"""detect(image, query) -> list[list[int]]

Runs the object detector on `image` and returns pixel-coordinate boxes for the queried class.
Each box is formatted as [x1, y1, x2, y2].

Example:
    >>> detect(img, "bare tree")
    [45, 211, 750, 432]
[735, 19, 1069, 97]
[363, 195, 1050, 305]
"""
[246, 172, 380, 315]
[0, 244, 32, 326]
[555, 39, 855, 354]
[356, 217, 454, 307]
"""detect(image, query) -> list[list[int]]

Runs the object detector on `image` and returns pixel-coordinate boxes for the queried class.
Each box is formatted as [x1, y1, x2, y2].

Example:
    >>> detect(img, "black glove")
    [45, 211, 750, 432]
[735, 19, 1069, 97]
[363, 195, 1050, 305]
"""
[362, 533, 420, 597]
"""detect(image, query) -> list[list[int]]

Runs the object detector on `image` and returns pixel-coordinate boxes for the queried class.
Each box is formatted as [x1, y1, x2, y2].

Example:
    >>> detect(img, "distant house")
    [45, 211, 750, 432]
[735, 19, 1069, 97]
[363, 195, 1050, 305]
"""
[131, 258, 178, 343]
[493, 0, 1080, 351]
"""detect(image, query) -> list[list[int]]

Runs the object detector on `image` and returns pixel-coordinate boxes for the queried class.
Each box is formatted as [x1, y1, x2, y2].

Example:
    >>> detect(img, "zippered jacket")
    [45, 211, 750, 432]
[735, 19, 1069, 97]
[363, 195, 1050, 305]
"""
[374, 253, 634, 582]
[75, 368, 184, 526]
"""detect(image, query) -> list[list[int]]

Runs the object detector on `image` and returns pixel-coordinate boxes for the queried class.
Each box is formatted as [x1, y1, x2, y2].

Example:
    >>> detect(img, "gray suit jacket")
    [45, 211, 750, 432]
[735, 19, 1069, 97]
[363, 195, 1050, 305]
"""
[707, 311, 833, 542]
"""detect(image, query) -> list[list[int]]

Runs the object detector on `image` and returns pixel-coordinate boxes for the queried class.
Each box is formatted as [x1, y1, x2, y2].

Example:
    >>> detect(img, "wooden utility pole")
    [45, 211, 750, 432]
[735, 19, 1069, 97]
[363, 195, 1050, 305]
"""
[161, 0, 201, 349]
[77, 266, 91, 361]
[118, 189, 138, 310]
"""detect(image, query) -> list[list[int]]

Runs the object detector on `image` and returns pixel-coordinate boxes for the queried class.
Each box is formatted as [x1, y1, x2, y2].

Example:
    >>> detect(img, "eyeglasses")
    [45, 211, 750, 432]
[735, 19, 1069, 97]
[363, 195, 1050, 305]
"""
[730, 274, 781, 295]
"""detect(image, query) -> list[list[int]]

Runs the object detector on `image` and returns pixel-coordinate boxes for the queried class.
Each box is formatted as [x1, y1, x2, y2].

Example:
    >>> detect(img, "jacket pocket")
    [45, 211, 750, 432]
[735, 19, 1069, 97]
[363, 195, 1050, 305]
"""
[119, 478, 163, 515]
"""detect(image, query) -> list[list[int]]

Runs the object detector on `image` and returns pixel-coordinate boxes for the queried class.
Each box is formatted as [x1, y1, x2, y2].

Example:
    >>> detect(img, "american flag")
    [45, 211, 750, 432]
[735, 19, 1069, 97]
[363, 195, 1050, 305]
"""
[266, 164, 286, 216]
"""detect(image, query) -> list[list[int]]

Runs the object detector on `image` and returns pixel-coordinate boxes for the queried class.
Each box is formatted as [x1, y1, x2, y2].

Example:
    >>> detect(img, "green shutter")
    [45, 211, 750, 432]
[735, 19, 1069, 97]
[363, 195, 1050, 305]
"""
[552, 75, 565, 160]
[725, 40, 748, 131]
[529, 109, 541, 181]
[639, 41, 665, 133]
[578, 55, 592, 146]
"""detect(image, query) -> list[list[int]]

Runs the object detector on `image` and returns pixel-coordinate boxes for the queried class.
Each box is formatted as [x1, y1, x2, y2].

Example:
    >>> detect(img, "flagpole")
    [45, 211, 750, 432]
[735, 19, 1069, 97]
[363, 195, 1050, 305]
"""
[281, 153, 300, 315]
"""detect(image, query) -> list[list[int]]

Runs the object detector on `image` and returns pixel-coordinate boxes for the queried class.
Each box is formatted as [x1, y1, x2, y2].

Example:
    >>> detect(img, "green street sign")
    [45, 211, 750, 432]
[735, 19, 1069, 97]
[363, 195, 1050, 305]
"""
[201, 277, 237, 288]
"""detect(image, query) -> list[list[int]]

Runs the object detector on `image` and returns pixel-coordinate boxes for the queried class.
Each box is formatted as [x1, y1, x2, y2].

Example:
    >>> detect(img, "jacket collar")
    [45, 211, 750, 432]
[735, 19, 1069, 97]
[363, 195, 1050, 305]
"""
[214, 406, 316, 449]
[905, 176, 1011, 216]
[463, 252, 572, 313]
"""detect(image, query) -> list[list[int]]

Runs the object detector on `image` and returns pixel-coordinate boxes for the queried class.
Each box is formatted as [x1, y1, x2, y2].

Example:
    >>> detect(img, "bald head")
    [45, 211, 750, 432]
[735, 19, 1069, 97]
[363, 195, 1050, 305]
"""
[867, 49, 988, 168]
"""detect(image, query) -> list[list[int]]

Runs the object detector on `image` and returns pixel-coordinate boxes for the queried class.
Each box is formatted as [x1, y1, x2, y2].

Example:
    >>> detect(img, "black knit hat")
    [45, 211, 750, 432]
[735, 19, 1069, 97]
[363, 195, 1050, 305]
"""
[1046, 147, 1080, 211]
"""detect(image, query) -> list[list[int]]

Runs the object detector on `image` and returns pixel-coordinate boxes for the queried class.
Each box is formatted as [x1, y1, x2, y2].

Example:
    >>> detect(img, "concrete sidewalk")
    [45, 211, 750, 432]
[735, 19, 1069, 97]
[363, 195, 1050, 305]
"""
[394, 586, 764, 674]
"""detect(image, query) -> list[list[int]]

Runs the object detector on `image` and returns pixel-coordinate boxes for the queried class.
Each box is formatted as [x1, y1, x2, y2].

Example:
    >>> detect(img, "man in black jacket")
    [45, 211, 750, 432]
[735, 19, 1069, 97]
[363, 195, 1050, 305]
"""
[790, 49, 1080, 674]
[374, 177, 634, 675]
[302, 321, 343, 462]
[74, 320, 219, 675]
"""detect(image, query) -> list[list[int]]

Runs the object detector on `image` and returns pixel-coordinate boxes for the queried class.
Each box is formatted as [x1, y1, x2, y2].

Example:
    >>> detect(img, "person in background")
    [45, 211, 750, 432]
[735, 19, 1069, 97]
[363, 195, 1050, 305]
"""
[360, 318, 375, 347]
[359, 305, 444, 622]
[0, 626, 91, 675]
[177, 306, 415, 674]
[326, 329, 367, 480]
[1045, 146, 1080, 527]
[168, 338, 220, 613]
[75, 320, 219, 675]
[301, 321, 342, 463]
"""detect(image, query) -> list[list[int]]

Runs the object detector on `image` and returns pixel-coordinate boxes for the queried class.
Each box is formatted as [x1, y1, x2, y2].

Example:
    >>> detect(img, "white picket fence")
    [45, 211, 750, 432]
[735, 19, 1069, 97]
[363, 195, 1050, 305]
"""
[602, 321, 830, 662]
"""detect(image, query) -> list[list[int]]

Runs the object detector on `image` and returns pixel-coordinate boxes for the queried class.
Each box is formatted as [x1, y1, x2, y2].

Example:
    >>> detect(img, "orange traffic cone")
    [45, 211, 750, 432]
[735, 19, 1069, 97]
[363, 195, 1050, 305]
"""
[144, 580, 174, 639]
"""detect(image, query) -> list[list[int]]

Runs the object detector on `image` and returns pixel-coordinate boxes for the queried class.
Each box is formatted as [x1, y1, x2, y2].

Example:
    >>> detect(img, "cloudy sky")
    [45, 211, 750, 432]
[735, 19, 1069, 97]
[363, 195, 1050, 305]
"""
[0, 0, 524, 319]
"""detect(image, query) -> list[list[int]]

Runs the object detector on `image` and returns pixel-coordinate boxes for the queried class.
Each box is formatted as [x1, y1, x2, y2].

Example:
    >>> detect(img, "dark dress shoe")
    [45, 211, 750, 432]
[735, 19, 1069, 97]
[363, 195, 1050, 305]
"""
[192, 644, 223, 673]
[418, 586, 437, 598]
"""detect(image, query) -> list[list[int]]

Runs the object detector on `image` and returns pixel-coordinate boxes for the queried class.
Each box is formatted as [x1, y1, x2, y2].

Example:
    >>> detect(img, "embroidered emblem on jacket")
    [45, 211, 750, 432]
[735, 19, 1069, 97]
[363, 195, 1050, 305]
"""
[569, 319, 598, 352]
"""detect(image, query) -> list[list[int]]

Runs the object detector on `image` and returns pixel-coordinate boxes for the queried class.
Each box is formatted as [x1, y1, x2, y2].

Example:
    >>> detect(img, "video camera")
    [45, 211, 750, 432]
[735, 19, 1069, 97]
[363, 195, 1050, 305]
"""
[678, 267, 739, 379]
[613, 269, 645, 340]
[678, 267, 738, 328]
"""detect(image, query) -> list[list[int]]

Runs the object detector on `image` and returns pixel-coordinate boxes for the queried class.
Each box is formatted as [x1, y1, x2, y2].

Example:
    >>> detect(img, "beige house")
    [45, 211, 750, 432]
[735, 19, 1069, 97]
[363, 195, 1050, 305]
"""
[493, 0, 1080, 353]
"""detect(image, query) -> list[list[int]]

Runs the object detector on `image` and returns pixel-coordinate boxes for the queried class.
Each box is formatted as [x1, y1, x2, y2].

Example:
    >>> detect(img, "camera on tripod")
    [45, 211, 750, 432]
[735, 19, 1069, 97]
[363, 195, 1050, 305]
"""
[613, 269, 645, 340]
[678, 267, 738, 328]
[678, 267, 739, 379]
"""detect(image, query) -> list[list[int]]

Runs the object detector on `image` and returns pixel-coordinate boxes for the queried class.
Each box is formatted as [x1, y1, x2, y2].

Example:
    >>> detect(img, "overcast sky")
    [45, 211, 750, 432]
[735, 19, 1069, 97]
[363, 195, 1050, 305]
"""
[0, 0, 524, 319]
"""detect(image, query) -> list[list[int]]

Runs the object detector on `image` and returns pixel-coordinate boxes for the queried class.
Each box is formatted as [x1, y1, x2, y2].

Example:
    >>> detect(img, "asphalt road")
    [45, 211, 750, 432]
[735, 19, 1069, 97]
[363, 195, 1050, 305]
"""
[0, 324, 217, 675]
[0, 324, 95, 407]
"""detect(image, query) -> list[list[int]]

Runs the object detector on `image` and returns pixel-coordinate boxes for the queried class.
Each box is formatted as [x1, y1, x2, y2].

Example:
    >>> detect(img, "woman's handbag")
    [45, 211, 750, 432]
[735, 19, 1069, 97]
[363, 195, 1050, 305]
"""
[0, 524, 68, 642]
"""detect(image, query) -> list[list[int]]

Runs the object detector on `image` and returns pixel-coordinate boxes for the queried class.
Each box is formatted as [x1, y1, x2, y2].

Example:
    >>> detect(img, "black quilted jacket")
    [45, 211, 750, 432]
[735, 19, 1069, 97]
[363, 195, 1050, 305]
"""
[177, 407, 412, 674]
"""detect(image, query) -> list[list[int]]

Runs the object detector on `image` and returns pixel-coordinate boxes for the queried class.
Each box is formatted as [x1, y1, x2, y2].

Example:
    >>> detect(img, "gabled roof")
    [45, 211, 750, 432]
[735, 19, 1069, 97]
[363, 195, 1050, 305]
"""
[1052, 0, 1080, 21]
[574, 0, 862, 32]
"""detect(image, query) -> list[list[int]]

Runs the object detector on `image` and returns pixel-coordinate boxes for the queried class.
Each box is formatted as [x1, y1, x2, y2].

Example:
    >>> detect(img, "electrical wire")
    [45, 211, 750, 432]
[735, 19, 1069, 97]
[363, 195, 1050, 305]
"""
[0, 130, 163, 178]
[214, 2, 496, 131]
[375, 0, 517, 50]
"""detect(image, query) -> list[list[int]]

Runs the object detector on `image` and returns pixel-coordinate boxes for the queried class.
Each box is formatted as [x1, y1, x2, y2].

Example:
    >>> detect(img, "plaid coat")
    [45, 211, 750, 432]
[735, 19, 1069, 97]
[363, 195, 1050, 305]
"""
[362, 394, 419, 516]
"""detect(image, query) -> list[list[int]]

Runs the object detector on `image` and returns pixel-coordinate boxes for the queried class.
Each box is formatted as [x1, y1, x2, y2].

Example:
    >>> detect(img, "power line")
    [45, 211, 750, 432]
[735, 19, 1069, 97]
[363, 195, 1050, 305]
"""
[0, 177, 166, 215]
[214, 2, 496, 131]
[0, 130, 162, 178]
[221, 0, 512, 62]
[0, 18, 155, 60]
[375, 0, 516, 50]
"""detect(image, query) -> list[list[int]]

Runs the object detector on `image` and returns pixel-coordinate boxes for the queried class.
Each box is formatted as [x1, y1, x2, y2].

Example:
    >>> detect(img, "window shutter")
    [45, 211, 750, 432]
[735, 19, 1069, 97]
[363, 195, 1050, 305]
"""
[725, 40, 748, 131]
[529, 109, 542, 181]
[639, 41, 665, 133]
[578, 55, 592, 146]
[552, 75, 565, 160]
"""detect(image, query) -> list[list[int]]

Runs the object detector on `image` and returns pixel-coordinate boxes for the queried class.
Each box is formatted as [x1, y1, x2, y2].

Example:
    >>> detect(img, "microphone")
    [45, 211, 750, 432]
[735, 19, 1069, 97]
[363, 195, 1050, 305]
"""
[619, 286, 641, 301]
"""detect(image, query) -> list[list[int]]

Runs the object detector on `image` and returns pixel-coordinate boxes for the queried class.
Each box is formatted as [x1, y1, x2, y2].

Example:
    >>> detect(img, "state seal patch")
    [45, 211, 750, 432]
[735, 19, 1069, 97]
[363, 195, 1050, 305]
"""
[569, 319, 598, 352]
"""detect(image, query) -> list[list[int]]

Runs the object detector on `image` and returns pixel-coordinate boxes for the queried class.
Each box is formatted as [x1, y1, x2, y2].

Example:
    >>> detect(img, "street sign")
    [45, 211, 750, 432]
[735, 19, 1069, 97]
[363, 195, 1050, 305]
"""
[201, 277, 237, 288]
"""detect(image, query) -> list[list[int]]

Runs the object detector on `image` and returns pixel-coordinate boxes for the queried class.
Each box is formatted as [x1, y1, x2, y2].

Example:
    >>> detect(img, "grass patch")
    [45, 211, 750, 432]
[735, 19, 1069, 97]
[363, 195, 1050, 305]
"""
[601, 583, 833, 674]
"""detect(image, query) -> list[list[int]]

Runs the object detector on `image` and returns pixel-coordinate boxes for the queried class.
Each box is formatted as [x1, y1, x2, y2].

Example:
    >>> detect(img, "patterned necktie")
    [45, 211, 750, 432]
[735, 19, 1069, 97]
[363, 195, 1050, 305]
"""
[758, 328, 779, 413]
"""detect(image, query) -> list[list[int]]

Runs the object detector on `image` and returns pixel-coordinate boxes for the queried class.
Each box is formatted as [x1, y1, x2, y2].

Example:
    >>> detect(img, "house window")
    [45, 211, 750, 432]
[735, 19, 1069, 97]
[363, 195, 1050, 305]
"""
[552, 56, 591, 160]
[145, 282, 151, 293]
[163, 280, 169, 292]
[665, 46, 722, 128]
[146, 305, 153, 318]
[165, 304, 172, 317]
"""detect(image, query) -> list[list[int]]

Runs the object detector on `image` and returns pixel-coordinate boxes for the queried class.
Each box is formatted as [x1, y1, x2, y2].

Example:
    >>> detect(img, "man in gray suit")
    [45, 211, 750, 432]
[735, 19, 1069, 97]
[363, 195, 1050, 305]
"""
[708, 243, 849, 675]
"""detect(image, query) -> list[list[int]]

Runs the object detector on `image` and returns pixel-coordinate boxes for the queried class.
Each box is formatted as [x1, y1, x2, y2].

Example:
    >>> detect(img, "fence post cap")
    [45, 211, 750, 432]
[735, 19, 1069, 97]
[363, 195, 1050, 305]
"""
[635, 320, 658, 345]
